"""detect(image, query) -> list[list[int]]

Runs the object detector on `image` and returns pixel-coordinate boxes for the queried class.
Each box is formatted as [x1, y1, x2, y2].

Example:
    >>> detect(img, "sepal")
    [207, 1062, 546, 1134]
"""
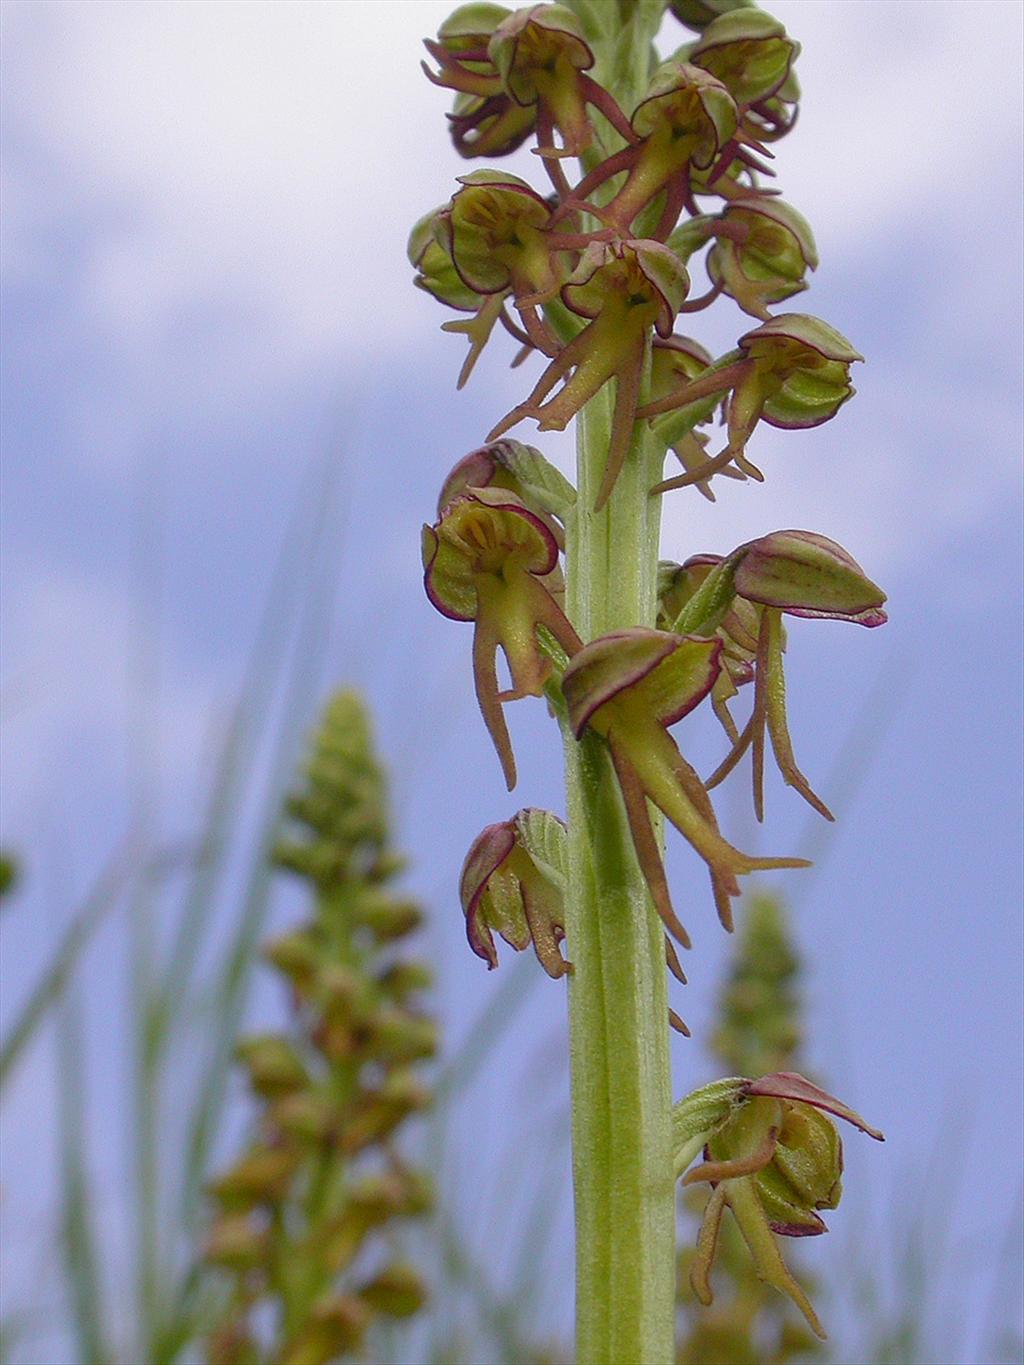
[459, 809, 571, 977]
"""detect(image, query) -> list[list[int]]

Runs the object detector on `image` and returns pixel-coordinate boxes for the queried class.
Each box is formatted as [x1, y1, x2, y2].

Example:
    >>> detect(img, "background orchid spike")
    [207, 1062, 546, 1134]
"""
[561, 627, 809, 942]
[707, 196, 818, 320]
[644, 313, 863, 494]
[489, 238, 690, 511]
[460, 808, 570, 977]
[706, 530, 887, 820]
[422, 486, 581, 790]
[677, 1071, 882, 1339]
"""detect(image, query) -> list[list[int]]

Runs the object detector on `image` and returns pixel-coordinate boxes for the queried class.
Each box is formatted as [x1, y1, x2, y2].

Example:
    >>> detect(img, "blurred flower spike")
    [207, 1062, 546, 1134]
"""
[675, 1070, 883, 1339]
[561, 627, 808, 943]
[422, 487, 581, 790]
[460, 809, 570, 977]
[644, 314, 862, 494]
[705, 531, 887, 820]
[490, 239, 690, 509]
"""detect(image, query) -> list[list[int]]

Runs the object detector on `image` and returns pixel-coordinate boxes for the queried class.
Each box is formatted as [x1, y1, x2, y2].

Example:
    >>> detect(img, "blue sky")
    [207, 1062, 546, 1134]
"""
[1, 2, 1022, 1360]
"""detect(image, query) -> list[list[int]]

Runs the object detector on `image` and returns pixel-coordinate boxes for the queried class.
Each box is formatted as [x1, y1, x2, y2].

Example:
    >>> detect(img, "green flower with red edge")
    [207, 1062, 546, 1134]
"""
[691, 9, 801, 112]
[409, 205, 528, 389]
[422, 487, 581, 790]
[703, 531, 887, 821]
[677, 1071, 883, 1338]
[707, 196, 818, 320]
[490, 238, 690, 511]
[561, 628, 808, 945]
[560, 63, 737, 239]
[422, 5, 539, 159]
[487, 4, 635, 182]
[643, 314, 862, 493]
[459, 809, 570, 978]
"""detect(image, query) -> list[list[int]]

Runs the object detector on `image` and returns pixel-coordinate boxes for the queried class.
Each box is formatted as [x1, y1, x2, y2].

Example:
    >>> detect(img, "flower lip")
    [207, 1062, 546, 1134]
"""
[422, 487, 561, 622]
[561, 240, 690, 338]
[563, 628, 723, 737]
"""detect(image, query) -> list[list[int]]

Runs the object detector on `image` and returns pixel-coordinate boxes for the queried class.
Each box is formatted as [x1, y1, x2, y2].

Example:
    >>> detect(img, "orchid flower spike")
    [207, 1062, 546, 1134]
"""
[460, 808, 570, 977]
[490, 238, 690, 510]
[561, 628, 809, 943]
[643, 314, 862, 493]
[675, 1070, 882, 1338]
[704, 531, 887, 820]
[422, 487, 581, 790]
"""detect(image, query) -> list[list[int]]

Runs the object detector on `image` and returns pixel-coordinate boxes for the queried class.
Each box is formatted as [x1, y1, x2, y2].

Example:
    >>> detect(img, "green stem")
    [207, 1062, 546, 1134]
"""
[562, 379, 675, 1364]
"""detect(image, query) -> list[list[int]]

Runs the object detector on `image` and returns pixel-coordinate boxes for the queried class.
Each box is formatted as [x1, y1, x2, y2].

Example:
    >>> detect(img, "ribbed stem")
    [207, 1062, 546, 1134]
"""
[562, 381, 675, 1364]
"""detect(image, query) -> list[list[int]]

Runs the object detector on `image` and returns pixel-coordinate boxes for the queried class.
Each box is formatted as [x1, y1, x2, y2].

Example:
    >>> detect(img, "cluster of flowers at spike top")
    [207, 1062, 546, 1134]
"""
[411, 1, 864, 512]
[416, 8, 887, 974]
[204, 693, 434, 1365]
[673, 1071, 884, 1342]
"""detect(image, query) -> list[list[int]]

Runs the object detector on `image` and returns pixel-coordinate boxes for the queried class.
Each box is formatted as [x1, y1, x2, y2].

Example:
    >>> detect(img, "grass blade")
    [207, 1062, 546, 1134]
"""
[54, 868, 112, 1365]
[0, 838, 133, 1090]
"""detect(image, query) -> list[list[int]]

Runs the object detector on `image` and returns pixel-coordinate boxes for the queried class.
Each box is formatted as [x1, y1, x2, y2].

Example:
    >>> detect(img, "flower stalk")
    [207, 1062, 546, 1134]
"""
[412, 0, 886, 1357]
